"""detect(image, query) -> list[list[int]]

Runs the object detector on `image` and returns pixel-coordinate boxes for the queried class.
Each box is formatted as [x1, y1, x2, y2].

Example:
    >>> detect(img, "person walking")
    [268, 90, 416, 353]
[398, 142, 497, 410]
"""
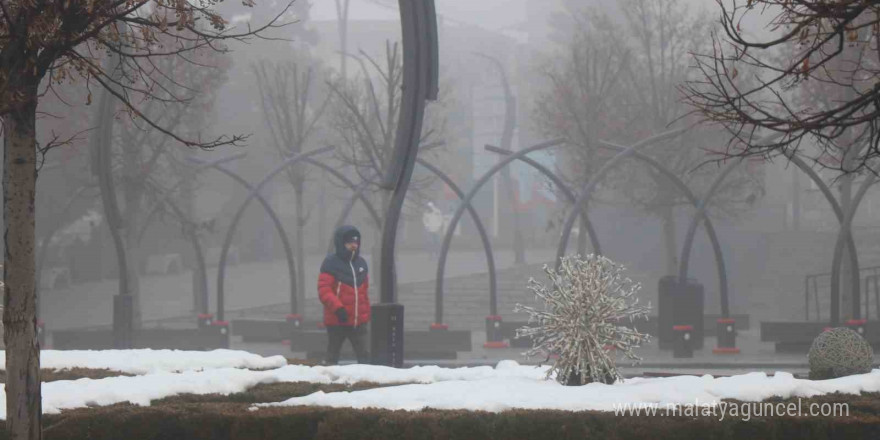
[423, 201, 444, 260]
[318, 225, 370, 364]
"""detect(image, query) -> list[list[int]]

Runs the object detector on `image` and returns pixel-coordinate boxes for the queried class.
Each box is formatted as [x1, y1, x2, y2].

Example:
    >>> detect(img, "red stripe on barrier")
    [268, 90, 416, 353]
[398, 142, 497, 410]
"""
[483, 341, 509, 349]
[672, 325, 693, 331]
[712, 347, 741, 354]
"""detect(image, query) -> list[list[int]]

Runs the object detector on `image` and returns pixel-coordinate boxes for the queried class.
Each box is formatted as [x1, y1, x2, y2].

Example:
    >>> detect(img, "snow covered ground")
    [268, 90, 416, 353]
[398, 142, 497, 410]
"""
[0, 350, 878, 418]
[0, 349, 287, 374]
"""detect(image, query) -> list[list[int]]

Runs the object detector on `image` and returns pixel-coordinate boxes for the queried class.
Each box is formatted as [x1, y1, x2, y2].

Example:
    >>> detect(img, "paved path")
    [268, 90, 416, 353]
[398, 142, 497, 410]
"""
[41, 248, 558, 330]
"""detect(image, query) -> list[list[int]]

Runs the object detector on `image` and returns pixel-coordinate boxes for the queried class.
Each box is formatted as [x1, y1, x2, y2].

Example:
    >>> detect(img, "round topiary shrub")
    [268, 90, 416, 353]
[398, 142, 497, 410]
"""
[808, 327, 873, 380]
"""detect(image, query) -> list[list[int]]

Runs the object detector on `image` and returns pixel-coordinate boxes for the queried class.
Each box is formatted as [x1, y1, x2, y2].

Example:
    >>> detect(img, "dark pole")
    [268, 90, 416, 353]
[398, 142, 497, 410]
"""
[92, 50, 132, 349]
[215, 146, 333, 321]
[372, 0, 438, 367]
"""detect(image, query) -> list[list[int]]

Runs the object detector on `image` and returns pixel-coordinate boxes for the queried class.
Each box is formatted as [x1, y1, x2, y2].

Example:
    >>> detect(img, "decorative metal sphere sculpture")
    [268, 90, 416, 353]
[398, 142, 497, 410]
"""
[808, 327, 873, 380]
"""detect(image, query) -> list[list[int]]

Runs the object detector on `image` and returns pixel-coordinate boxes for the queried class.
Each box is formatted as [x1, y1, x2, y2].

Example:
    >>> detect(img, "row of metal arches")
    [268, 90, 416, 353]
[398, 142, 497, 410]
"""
[40, 131, 871, 326]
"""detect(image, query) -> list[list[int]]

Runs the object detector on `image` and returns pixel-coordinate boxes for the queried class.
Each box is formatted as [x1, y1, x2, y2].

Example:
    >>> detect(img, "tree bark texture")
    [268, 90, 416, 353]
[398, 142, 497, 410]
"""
[3, 84, 43, 440]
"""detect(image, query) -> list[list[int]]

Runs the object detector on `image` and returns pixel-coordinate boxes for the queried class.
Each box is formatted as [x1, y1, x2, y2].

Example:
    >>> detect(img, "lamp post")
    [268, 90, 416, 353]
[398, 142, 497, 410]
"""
[372, 0, 439, 367]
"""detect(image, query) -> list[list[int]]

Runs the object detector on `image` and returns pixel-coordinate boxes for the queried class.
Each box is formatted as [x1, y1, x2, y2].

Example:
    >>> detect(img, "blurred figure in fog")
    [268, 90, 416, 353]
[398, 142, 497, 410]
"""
[317, 225, 370, 364]
[423, 201, 444, 260]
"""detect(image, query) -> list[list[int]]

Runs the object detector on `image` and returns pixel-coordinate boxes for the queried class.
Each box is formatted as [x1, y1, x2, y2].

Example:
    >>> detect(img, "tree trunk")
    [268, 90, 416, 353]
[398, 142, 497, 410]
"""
[3, 85, 43, 440]
[122, 191, 142, 328]
[294, 186, 306, 312]
[840, 172, 854, 321]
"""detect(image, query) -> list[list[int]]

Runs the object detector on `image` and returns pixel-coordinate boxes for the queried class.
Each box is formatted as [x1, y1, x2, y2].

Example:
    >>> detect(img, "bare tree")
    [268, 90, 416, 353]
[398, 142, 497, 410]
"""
[253, 50, 328, 306]
[536, 0, 764, 276]
[681, 0, 880, 174]
[106, 34, 231, 325]
[0, 2, 291, 437]
[326, 41, 447, 276]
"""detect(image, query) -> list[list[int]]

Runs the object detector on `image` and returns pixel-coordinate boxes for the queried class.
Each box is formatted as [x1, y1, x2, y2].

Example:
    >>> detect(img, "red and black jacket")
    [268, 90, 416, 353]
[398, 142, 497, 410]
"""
[318, 225, 370, 327]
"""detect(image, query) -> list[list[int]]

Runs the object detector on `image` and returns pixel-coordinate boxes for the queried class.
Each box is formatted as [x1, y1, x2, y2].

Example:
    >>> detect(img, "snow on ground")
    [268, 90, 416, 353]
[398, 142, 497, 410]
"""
[0, 360, 547, 419]
[0, 349, 287, 374]
[0, 350, 878, 417]
[258, 367, 880, 412]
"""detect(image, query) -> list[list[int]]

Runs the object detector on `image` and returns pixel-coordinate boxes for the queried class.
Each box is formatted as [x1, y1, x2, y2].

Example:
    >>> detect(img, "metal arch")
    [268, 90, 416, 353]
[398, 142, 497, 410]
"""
[137, 153, 246, 245]
[676, 158, 742, 318]
[784, 154, 861, 323]
[153, 194, 210, 314]
[301, 156, 384, 231]
[829, 174, 877, 324]
[325, 142, 445, 240]
[137, 153, 300, 317]
[586, 141, 733, 319]
[485, 145, 600, 256]
[193, 161, 298, 316]
[434, 138, 571, 324]
[415, 158, 499, 321]
[555, 128, 690, 266]
[215, 146, 333, 321]
[329, 157, 500, 321]
[497, 139, 731, 318]
[475, 52, 525, 264]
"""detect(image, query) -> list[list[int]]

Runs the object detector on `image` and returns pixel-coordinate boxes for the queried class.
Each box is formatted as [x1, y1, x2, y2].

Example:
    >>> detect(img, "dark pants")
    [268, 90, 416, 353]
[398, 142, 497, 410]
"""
[325, 324, 369, 365]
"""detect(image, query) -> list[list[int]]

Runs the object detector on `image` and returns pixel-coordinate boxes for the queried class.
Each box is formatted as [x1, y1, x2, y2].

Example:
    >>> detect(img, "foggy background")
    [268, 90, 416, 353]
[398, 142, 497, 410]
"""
[26, 0, 876, 354]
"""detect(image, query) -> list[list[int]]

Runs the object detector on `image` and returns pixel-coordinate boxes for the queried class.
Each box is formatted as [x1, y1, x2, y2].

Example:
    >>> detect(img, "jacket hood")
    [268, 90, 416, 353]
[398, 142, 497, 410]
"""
[333, 225, 361, 261]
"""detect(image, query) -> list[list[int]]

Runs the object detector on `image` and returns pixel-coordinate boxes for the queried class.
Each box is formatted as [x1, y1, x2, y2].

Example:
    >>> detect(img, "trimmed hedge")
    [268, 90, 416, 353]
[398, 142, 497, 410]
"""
[17, 392, 880, 440]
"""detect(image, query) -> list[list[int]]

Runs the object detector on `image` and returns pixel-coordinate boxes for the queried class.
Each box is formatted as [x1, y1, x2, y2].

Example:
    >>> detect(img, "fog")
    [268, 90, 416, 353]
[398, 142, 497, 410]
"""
[18, 0, 880, 372]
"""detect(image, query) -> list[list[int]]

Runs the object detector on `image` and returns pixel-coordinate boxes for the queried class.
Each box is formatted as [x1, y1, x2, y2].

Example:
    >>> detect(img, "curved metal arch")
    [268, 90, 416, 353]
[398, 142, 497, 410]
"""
[156, 194, 210, 314]
[328, 158, 500, 322]
[587, 141, 733, 319]
[554, 128, 690, 266]
[196, 161, 299, 315]
[829, 174, 877, 324]
[138, 153, 247, 245]
[215, 147, 333, 321]
[434, 138, 576, 325]
[494, 141, 731, 318]
[676, 159, 742, 317]
[775, 155, 863, 323]
[137, 153, 300, 317]
[485, 145, 600, 256]
[302, 156, 384, 231]
[416, 158, 499, 321]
